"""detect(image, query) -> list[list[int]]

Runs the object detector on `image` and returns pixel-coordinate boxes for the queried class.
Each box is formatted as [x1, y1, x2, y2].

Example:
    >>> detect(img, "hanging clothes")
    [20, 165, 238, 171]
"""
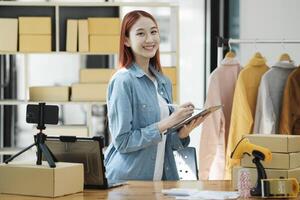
[279, 67, 300, 134]
[199, 56, 242, 180]
[225, 52, 269, 179]
[253, 61, 296, 134]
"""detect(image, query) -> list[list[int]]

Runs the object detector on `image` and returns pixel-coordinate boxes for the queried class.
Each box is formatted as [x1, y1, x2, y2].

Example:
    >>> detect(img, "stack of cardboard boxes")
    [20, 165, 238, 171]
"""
[88, 17, 120, 53]
[0, 16, 51, 52]
[65, 17, 120, 53]
[19, 17, 52, 52]
[232, 134, 300, 189]
[71, 68, 116, 101]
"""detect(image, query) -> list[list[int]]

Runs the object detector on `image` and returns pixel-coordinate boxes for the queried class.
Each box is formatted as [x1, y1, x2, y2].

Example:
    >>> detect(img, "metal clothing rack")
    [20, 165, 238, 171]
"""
[217, 37, 300, 65]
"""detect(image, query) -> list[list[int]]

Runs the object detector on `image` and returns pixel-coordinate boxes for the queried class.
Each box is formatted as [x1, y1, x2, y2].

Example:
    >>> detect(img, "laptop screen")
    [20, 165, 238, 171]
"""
[44, 136, 107, 188]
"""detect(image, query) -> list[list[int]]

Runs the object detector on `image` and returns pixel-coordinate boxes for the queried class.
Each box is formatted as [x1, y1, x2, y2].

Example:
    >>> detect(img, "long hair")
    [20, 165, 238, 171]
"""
[119, 10, 162, 71]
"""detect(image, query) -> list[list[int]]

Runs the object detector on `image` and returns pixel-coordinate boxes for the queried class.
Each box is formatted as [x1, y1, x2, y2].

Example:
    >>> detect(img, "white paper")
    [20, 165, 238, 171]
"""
[162, 188, 239, 200]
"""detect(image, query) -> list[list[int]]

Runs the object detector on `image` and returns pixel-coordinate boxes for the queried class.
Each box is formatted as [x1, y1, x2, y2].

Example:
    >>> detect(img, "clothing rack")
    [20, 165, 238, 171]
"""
[217, 37, 300, 65]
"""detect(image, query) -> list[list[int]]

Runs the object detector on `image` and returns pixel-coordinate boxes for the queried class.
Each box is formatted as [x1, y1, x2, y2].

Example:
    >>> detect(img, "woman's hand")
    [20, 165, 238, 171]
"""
[158, 102, 195, 133]
[178, 113, 209, 139]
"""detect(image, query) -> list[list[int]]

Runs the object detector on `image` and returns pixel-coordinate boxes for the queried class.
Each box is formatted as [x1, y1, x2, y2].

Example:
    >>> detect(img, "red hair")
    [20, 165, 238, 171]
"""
[119, 10, 162, 71]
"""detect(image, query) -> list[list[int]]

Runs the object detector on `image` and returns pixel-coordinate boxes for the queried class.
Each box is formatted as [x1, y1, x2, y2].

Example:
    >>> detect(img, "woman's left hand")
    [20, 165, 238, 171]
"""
[178, 114, 209, 139]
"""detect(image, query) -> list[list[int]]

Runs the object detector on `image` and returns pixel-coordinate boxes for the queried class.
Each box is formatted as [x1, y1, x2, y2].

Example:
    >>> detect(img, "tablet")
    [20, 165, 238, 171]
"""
[164, 105, 223, 135]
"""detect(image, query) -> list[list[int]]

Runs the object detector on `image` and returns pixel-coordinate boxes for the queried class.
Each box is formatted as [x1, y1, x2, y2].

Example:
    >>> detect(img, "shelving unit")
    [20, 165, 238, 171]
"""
[0, 2, 180, 152]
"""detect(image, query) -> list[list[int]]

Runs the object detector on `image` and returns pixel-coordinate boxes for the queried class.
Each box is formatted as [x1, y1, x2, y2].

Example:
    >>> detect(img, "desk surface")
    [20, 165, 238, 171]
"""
[0, 180, 279, 200]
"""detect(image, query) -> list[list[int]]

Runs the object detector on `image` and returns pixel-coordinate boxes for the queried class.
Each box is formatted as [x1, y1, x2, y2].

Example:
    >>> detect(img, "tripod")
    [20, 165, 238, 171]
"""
[4, 103, 57, 168]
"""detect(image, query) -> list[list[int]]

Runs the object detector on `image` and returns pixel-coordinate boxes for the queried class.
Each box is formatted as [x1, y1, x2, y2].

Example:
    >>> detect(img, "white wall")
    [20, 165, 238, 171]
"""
[239, 0, 300, 66]
[179, 0, 206, 158]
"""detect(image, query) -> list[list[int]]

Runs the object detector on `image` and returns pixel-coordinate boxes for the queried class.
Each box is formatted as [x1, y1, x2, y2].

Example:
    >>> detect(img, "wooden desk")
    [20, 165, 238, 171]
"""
[0, 180, 278, 200]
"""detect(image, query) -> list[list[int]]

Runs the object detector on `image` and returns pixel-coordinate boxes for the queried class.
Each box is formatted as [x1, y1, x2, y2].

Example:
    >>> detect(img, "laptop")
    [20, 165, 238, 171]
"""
[44, 135, 125, 189]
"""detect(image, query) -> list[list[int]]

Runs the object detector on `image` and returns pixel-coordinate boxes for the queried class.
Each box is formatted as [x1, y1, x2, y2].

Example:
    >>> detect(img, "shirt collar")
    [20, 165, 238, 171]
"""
[129, 62, 166, 84]
[273, 61, 296, 69]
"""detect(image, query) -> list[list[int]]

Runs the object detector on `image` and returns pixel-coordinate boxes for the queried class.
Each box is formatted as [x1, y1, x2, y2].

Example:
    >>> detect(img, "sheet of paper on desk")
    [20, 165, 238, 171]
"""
[162, 188, 239, 200]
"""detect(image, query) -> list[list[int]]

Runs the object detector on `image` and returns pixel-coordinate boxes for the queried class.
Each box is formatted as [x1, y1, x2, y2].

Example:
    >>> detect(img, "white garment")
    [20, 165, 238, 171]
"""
[253, 61, 296, 134]
[153, 79, 169, 180]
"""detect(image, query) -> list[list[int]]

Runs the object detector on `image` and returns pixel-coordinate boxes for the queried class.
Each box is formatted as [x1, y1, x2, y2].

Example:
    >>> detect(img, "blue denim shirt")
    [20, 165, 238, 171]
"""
[104, 63, 190, 181]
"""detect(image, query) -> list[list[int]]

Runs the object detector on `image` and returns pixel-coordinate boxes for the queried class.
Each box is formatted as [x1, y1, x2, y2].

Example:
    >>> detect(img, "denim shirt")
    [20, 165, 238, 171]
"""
[104, 63, 190, 181]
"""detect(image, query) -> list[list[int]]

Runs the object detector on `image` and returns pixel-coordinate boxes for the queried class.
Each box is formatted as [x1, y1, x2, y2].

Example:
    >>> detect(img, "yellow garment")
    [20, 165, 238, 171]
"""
[225, 52, 269, 179]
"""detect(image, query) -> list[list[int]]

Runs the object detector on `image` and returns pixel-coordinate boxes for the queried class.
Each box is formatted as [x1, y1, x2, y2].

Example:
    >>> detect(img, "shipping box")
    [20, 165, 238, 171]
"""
[89, 35, 119, 53]
[29, 86, 70, 102]
[88, 17, 120, 35]
[241, 152, 300, 169]
[19, 35, 51, 52]
[19, 17, 51, 34]
[246, 134, 300, 153]
[71, 83, 107, 101]
[0, 162, 83, 197]
[0, 18, 18, 52]
[80, 68, 116, 83]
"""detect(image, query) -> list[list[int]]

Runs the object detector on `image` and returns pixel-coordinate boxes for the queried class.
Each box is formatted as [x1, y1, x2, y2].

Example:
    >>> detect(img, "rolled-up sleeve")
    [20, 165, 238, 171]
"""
[107, 75, 162, 154]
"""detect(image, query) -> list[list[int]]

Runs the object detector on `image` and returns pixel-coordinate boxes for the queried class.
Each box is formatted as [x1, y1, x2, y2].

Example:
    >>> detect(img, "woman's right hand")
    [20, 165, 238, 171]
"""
[158, 102, 195, 133]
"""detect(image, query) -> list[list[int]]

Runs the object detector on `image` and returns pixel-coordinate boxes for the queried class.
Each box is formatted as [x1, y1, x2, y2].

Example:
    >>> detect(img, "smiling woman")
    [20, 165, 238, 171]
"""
[104, 10, 208, 182]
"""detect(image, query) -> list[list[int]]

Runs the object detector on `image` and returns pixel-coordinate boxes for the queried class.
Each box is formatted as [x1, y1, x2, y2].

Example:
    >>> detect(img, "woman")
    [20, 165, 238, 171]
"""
[105, 10, 206, 181]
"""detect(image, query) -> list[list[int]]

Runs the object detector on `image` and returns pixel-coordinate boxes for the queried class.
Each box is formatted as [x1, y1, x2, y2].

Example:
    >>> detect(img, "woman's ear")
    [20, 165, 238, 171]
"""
[124, 37, 131, 47]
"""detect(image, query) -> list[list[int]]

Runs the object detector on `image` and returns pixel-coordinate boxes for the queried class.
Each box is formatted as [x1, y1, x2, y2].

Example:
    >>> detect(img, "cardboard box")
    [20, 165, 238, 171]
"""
[19, 35, 51, 52]
[232, 166, 300, 190]
[162, 67, 177, 85]
[0, 162, 83, 197]
[43, 125, 89, 136]
[0, 18, 18, 52]
[78, 20, 89, 52]
[19, 17, 51, 34]
[241, 152, 300, 169]
[71, 83, 107, 101]
[172, 85, 177, 102]
[88, 18, 120, 35]
[29, 86, 70, 101]
[89, 35, 119, 53]
[66, 19, 78, 52]
[80, 68, 116, 83]
[246, 134, 300, 153]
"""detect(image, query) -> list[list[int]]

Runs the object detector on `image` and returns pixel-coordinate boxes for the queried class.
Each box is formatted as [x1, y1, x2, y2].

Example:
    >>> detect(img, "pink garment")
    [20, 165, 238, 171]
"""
[199, 57, 241, 180]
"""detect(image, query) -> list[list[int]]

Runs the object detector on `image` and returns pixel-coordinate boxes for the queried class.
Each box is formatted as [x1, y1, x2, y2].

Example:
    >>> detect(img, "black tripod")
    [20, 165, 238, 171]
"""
[4, 103, 57, 168]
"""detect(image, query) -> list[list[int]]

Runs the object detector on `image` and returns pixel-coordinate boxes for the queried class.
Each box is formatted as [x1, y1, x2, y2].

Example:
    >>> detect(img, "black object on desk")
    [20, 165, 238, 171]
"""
[4, 103, 58, 168]
[45, 135, 125, 189]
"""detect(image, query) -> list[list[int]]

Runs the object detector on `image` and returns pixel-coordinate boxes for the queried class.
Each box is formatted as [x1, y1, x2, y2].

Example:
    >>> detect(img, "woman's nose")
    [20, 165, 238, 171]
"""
[145, 34, 154, 42]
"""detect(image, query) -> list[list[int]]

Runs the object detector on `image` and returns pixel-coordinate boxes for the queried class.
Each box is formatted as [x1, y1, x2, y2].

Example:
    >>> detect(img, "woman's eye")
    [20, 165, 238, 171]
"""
[137, 32, 145, 36]
[151, 30, 158, 34]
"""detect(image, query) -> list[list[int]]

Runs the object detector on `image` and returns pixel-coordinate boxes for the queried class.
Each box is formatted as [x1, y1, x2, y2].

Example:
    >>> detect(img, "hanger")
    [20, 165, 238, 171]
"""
[279, 39, 292, 63]
[279, 53, 292, 62]
[225, 51, 235, 58]
[225, 39, 236, 58]
[254, 52, 263, 59]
